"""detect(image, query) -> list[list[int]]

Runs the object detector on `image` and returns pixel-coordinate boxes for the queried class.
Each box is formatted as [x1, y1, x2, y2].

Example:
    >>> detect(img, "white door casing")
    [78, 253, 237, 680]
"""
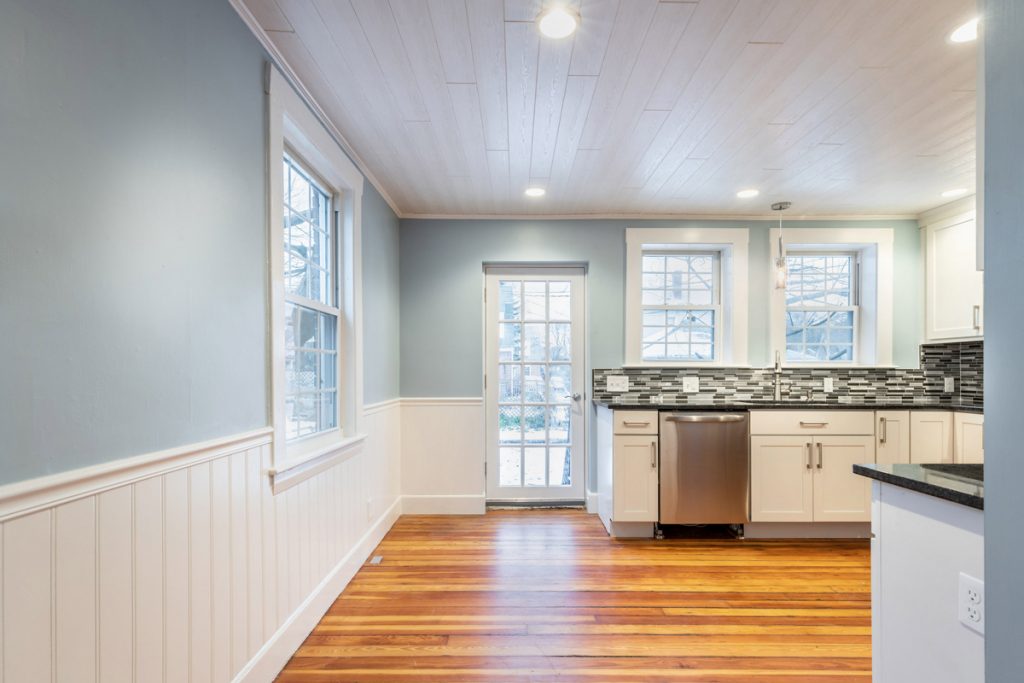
[485, 267, 586, 502]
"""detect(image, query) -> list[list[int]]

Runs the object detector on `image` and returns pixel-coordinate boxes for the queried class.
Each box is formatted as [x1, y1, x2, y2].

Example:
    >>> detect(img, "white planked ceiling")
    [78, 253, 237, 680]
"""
[240, 0, 978, 217]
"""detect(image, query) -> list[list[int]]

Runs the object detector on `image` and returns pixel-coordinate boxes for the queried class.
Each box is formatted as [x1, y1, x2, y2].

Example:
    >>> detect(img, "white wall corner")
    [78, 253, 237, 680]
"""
[586, 490, 599, 514]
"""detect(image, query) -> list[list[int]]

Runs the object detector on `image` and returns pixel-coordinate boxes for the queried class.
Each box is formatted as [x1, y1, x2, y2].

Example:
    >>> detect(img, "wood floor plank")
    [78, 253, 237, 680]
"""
[276, 510, 871, 681]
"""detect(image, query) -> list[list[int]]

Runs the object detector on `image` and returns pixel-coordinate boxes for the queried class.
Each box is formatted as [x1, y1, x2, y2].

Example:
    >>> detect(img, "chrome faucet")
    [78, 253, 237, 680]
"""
[773, 350, 783, 402]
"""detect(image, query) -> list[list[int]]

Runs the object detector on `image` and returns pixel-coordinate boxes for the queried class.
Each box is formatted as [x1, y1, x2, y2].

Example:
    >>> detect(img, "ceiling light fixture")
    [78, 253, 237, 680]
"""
[736, 189, 760, 199]
[771, 201, 792, 290]
[537, 5, 579, 39]
[524, 187, 546, 198]
[942, 188, 969, 198]
[950, 17, 979, 43]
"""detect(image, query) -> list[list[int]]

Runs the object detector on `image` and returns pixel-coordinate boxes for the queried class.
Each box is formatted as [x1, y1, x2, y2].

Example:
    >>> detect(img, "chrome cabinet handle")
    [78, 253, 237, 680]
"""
[806, 442, 813, 470]
[799, 421, 829, 428]
[879, 417, 887, 444]
[973, 305, 981, 330]
[623, 420, 651, 427]
[650, 442, 657, 469]
[817, 442, 823, 469]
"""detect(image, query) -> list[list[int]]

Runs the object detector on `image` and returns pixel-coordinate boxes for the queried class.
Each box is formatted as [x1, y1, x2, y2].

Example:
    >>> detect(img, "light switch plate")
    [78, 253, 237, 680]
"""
[682, 377, 699, 393]
[944, 377, 956, 393]
[606, 375, 629, 392]
[823, 377, 834, 393]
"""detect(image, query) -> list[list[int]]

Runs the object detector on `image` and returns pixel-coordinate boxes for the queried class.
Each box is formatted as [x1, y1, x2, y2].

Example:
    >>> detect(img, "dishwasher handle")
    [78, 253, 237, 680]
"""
[664, 414, 747, 423]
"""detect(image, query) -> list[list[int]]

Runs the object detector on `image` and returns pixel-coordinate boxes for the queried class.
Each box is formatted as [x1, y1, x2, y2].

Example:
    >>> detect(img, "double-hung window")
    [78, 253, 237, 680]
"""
[784, 252, 858, 362]
[640, 252, 720, 362]
[282, 154, 339, 440]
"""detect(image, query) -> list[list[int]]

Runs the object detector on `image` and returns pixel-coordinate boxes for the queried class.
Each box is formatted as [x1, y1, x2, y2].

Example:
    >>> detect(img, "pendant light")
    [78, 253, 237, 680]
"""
[771, 201, 792, 290]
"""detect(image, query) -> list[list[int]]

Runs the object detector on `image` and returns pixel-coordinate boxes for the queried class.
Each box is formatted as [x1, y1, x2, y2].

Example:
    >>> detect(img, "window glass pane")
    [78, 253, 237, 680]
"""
[548, 281, 571, 320]
[523, 323, 547, 361]
[284, 155, 333, 307]
[499, 447, 522, 486]
[548, 447, 571, 486]
[498, 323, 521, 361]
[640, 309, 716, 361]
[523, 282, 546, 320]
[499, 406, 522, 444]
[522, 364, 546, 403]
[549, 323, 571, 361]
[785, 254, 857, 362]
[523, 406, 546, 444]
[524, 448, 546, 486]
[499, 281, 521, 320]
[548, 365, 572, 403]
[499, 364, 522, 403]
[548, 406, 570, 444]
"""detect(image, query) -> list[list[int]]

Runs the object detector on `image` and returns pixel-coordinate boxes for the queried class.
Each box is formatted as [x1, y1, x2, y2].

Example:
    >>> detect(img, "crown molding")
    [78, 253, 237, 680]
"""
[400, 212, 920, 222]
[227, 0, 404, 218]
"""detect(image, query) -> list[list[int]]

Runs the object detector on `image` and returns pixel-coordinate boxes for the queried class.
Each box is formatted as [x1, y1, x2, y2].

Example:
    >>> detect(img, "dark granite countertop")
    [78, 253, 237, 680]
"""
[853, 463, 984, 510]
[593, 399, 983, 413]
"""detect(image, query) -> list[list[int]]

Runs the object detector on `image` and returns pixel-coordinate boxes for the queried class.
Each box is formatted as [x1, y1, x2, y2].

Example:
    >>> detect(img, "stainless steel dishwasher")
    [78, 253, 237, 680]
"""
[659, 412, 749, 524]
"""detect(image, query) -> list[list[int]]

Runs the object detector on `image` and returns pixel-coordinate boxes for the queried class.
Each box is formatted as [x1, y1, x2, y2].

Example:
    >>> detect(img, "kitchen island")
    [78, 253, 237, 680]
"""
[854, 463, 984, 683]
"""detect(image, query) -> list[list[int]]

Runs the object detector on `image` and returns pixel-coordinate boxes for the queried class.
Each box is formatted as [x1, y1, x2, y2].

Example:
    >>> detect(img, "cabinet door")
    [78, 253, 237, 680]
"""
[750, 436, 814, 522]
[954, 413, 985, 464]
[875, 411, 910, 464]
[813, 436, 875, 522]
[925, 213, 983, 340]
[612, 435, 659, 522]
[910, 411, 954, 463]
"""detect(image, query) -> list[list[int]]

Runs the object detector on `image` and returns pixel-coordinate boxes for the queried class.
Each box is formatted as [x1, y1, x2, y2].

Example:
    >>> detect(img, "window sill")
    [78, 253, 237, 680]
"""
[269, 432, 366, 494]
[621, 362, 752, 369]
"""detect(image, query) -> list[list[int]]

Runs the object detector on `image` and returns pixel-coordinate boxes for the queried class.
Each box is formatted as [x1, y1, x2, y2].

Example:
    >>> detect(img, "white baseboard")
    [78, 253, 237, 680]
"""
[586, 490, 598, 514]
[401, 494, 486, 515]
[235, 496, 403, 682]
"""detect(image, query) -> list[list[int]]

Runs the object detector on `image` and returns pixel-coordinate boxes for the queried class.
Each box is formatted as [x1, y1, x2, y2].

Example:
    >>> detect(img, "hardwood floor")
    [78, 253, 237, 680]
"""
[277, 510, 871, 681]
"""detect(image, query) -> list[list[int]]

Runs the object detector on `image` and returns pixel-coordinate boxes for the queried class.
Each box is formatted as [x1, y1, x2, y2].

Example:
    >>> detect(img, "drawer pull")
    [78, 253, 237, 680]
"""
[817, 442, 823, 469]
[879, 417, 887, 444]
[799, 421, 829, 428]
[650, 442, 657, 469]
[622, 420, 651, 427]
[806, 442, 813, 470]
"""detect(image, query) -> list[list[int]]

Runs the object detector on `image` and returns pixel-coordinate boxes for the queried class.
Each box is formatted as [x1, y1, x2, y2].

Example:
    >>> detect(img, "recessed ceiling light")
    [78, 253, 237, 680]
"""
[537, 6, 579, 39]
[950, 17, 979, 43]
[942, 188, 969, 198]
[736, 189, 760, 199]
[524, 187, 546, 198]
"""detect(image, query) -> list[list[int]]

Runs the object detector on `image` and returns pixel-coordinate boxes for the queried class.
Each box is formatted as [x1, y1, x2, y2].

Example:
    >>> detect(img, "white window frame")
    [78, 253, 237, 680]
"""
[770, 227, 894, 367]
[625, 227, 749, 366]
[268, 66, 365, 491]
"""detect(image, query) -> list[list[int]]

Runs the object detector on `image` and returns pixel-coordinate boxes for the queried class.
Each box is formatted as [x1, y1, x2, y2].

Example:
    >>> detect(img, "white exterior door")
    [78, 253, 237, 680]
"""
[485, 267, 586, 502]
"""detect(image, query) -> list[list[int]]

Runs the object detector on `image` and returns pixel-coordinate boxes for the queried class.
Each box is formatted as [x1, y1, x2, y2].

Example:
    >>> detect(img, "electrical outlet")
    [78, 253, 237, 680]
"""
[958, 572, 985, 634]
[606, 375, 629, 392]
[682, 377, 700, 393]
[823, 377, 834, 393]
[944, 377, 956, 393]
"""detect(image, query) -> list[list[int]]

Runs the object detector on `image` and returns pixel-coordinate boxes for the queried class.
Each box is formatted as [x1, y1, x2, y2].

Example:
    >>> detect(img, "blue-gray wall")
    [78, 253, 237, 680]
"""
[983, 0, 1024, 675]
[0, 0, 401, 485]
[362, 182, 401, 404]
[399, 218, 922, 397]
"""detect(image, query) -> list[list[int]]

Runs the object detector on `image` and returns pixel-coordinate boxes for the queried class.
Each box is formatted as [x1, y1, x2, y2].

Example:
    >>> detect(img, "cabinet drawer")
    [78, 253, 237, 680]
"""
[749, 410, 875, 436]
[613, 410, 659, 435]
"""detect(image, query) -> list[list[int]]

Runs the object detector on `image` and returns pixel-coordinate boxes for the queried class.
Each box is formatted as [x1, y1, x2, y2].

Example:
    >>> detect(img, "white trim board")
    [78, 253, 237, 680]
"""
[0, 427, 273, 523]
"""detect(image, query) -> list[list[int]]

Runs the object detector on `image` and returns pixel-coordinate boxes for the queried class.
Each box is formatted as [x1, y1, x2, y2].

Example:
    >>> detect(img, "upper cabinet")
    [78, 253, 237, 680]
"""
[924, 209, 983, 341]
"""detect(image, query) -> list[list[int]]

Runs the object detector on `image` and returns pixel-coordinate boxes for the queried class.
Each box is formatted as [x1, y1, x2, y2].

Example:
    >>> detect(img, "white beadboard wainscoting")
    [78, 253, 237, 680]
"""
[400, 398, 486, 515]
[0, 399, 401, 683]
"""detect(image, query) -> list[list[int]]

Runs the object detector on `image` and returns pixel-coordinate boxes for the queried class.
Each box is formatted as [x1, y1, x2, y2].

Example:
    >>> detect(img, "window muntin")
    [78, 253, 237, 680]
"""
[640, 252, 719, 361]
[283, 154, 339, 439]
[785, 253, 857, 362]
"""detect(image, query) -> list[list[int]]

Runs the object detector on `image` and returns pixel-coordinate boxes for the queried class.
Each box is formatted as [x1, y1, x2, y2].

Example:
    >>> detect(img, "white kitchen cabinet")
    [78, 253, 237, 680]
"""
[875, 410, 911, 464]
[749, 412, 875, 524]
[924, 211, 983, 340]
[750, 436, 814, 522]
[612, 435, 659, 522]
[812, 436, 875, 522]
[954, 412, 984, 464]
[910, 411, 954, 463]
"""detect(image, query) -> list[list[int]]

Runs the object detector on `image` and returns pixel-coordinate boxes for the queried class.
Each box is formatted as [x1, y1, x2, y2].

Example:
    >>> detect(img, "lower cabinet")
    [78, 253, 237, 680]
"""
[910, 411, 954, 463]
[750, 435, 874, 523]
[954, 412, 984, 463]
[612, 435, 659, 522]
[875, 410, 911, 464]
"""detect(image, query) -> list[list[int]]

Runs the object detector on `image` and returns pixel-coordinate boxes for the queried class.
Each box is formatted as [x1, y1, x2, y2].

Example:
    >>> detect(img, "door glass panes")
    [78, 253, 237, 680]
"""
[785, 254, 856, 362]
[496, 279, 574, 488]
[641, 253, 718, 361]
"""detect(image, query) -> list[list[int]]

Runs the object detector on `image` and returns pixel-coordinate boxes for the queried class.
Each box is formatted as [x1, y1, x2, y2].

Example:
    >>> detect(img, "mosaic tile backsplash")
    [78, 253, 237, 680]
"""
[594, 340, 983, 408]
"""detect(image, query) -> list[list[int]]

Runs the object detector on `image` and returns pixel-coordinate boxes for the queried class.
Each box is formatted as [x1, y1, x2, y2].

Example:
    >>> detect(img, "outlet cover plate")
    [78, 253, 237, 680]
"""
[823, 377, 834, 393]
[944, 377, 956, 393]
[682, 377, 700, 393]
[958, 572, 984, 635]
[606, 375, 629, 392]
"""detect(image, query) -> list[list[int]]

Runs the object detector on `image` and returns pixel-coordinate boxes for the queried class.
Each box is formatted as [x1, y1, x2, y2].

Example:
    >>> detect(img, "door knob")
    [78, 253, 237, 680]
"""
[572, 393, 582, 401]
